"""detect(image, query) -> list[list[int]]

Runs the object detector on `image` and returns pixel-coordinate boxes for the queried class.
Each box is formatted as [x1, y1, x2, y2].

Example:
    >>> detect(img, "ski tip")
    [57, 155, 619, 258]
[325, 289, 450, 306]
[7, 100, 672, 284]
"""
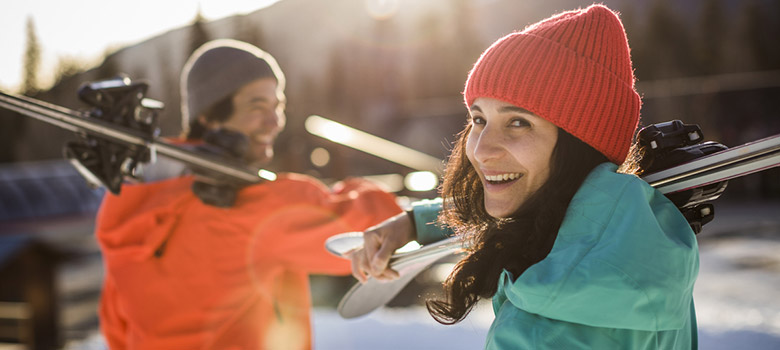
[325, 231, 364, 258]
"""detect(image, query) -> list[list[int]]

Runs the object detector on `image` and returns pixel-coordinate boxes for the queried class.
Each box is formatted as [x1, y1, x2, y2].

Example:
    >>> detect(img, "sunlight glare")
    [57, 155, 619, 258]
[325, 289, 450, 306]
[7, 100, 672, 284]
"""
[404, 171, 438, 192]
[364, 0, 400, 20]
[305, 115, 443, 173]
[305, 115, 354, 144]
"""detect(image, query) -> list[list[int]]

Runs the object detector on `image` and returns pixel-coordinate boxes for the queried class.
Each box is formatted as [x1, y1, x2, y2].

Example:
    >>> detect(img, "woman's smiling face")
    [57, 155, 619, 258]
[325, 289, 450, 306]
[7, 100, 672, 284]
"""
[466, 97, 559, 218]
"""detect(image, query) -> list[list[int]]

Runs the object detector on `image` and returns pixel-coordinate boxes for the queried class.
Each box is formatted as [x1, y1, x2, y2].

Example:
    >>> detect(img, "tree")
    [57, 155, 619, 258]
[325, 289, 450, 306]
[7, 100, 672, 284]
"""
[1, 16, 39, 161]
[52, 56, 86, 86]
[95, 48, 121, 81]
[22, 16, 41, 95]
[233, 15, 265, 49]
[188, 7, 211, 58]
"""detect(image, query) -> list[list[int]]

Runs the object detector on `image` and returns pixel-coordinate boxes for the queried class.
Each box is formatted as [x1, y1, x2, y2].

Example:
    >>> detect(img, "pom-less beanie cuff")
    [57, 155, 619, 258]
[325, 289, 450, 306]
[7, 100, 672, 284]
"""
[464, 5, 641, 164]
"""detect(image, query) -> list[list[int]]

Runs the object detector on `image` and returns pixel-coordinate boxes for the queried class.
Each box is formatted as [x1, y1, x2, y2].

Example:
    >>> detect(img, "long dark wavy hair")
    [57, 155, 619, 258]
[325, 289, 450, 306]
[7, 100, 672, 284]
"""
[427, 122, 645, 324]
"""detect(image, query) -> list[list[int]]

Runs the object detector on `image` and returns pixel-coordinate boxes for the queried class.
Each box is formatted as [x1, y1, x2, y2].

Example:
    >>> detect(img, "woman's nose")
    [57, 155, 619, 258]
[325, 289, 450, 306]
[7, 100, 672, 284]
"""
[472, 126, 504, 163]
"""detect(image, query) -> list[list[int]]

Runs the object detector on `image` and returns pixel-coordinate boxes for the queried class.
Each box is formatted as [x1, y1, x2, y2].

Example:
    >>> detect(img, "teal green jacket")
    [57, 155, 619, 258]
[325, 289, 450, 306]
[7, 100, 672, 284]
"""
[411, 163, 699, 349]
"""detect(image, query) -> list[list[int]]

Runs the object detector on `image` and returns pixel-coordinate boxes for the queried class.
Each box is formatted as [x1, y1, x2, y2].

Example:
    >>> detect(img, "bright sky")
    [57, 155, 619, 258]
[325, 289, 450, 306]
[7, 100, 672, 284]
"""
[0, 0, 281, 92]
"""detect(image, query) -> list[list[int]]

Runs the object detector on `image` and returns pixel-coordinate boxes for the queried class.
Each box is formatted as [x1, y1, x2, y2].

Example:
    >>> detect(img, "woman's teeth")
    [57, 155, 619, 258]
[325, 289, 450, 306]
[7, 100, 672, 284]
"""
[485, 173, 521, 184]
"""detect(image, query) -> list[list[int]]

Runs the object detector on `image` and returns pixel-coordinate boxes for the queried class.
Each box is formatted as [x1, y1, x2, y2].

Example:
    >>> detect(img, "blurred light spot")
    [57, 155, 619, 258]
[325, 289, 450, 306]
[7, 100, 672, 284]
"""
[363, 173, 404, 192]
[365, 0, 399, 20]
[258, 169, 277, 181]
[404, 171, 438, 192]
[305, 115, 354, 143]
[310, 147, 330, 167]
[305, 115, 443, 173]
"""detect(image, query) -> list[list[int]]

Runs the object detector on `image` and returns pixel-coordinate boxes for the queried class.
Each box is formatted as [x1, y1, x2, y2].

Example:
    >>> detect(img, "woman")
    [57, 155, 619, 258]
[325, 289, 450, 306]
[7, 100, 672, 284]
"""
[350, 5, 699, 349]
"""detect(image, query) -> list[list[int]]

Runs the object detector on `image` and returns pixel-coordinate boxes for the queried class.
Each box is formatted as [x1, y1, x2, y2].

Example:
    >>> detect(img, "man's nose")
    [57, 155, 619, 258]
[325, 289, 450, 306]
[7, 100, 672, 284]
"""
[258, 109, 284, 131]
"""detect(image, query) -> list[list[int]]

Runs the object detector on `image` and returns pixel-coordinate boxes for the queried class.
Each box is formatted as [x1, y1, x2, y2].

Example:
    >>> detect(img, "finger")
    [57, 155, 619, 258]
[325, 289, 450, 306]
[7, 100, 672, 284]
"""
[351, 258, 366, 283]
[351, 250, 370, 283]
[362, 230, 381, 267]
[370, 238, 397, 275]
[385, 267, 400, 279]
[374, 267, 400, 281]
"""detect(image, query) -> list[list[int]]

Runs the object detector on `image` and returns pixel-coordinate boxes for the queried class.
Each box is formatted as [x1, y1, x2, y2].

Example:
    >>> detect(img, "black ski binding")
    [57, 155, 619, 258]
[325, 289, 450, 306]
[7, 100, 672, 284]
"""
[639, 120, 729, 234]
[64, 75, 163, 194]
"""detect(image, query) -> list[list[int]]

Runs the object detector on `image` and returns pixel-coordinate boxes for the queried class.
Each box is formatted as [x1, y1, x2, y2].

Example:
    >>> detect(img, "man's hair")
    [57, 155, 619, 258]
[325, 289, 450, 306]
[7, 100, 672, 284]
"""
[180, 39, 285, 139]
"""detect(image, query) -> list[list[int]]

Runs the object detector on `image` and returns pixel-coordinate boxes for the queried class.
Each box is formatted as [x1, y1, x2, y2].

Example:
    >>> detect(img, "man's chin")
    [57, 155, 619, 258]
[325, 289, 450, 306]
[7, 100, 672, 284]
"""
[247, 150, 273, 168]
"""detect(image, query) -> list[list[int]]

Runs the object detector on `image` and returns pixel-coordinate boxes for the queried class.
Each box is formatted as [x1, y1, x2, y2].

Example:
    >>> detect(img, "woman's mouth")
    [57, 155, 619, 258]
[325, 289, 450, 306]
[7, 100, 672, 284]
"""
[484, 172, 522, 185]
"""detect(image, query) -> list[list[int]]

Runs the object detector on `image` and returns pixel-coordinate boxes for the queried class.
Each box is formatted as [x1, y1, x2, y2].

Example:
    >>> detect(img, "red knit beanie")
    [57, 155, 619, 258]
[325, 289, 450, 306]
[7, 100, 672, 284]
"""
[464, 4, 641, 164]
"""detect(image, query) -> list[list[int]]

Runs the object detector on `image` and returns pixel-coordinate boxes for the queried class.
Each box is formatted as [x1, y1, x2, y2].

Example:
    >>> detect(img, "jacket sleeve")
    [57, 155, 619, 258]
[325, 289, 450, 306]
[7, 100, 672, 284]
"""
[99, 275, 128, 350]
[251, 176, 403, 275]
[410, 197, 453, 245]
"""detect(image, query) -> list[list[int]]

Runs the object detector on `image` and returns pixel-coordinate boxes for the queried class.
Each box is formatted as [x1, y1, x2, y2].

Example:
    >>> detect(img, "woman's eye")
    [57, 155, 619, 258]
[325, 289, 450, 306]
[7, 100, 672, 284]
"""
[471, 116, 486, 125]
[510, 118, 530, 127]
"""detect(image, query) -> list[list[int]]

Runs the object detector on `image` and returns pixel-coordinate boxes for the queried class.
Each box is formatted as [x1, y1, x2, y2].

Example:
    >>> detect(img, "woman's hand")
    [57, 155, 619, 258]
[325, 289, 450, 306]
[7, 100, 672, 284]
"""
[349, 211, 415, 283]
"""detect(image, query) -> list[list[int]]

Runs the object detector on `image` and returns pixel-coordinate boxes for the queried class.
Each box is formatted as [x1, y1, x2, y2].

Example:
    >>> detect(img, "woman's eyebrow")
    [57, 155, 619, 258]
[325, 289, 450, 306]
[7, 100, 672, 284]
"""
[499, 106, 532, 114]
[469, 104, 533, 115]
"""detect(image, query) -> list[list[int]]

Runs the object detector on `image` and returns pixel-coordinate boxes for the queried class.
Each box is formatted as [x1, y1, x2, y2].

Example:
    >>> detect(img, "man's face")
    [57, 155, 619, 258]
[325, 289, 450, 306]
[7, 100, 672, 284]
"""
[217, 77, 286, 167]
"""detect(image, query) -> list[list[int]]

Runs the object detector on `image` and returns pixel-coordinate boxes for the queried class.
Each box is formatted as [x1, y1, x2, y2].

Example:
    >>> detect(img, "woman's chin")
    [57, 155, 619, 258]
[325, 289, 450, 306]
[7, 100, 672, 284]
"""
[484, 202, 516, 219]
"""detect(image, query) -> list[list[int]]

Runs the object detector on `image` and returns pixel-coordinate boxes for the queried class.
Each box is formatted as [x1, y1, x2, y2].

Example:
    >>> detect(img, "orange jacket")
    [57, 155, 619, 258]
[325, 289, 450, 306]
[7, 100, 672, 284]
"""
[96, 173, 401, 349]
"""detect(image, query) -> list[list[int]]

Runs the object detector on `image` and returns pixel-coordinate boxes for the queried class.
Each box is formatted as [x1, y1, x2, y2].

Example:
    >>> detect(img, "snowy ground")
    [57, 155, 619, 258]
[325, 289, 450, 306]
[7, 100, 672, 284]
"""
[692, 201, 780, 350]
[48, 200, 780, 350]
[312, 306, 492, 349]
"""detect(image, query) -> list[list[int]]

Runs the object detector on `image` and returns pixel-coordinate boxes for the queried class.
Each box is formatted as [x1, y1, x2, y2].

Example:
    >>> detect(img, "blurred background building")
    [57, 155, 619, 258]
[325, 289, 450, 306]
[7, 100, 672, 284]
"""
[1, 0, 779, 348]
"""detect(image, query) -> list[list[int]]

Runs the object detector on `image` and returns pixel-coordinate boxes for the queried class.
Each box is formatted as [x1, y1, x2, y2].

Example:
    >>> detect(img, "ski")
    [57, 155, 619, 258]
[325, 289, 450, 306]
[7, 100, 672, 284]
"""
[328, 129, 780, 319]
[0, 78, 275, 194]
[327, 232, 463, 318]
[644, 134, 780, 194]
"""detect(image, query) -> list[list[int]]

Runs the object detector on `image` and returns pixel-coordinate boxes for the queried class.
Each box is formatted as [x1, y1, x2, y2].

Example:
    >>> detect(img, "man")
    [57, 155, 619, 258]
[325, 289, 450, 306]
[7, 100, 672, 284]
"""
[96, 39, 403, 349]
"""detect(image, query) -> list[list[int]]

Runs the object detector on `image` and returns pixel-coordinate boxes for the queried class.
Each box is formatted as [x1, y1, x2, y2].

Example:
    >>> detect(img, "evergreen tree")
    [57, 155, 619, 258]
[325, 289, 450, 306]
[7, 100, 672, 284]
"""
[1, 16, 38, 161]
[53, 56, 85, 86]
[96, 49, 121, 80]
[22, 16, 41, 95]
[188, 7, 211, 57]
[233, 15, 265, 49]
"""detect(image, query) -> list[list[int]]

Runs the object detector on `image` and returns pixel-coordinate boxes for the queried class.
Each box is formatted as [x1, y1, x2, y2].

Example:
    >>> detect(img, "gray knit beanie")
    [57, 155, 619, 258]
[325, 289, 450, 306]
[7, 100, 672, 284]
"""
[180, 39, 286, 135]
